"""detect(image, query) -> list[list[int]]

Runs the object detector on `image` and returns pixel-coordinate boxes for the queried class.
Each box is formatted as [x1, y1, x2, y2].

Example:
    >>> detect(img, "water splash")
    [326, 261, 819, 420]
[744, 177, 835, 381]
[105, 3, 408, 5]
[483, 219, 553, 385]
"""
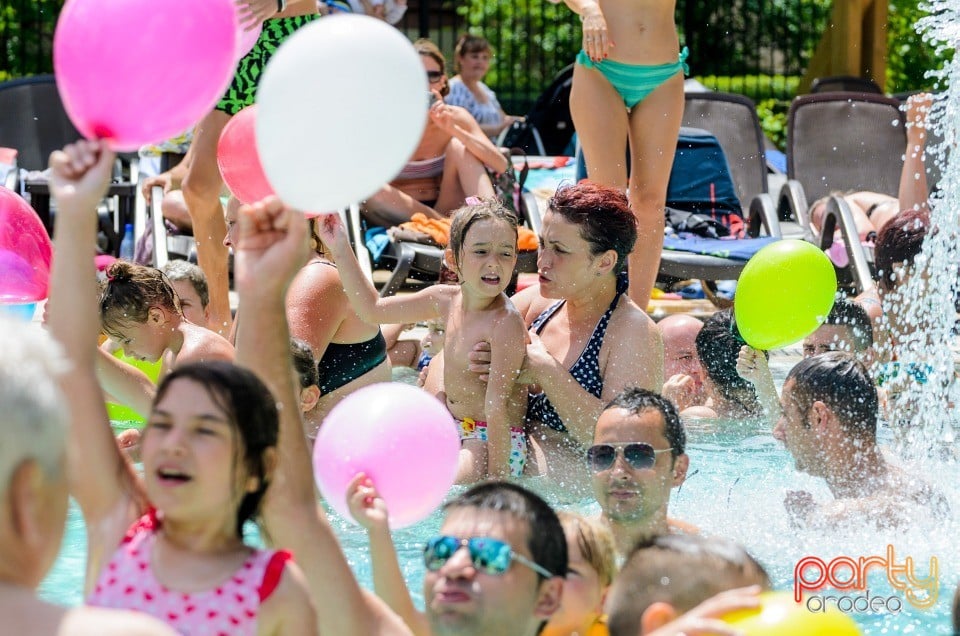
[878, 2, 960, 456]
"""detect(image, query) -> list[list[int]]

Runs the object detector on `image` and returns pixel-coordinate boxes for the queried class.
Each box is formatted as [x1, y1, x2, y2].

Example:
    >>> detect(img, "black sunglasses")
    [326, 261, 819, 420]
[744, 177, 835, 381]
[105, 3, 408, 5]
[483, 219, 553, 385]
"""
[423, 535, 553, 578]
[426, 70, 444, 83]
[587, 442, 673, 472]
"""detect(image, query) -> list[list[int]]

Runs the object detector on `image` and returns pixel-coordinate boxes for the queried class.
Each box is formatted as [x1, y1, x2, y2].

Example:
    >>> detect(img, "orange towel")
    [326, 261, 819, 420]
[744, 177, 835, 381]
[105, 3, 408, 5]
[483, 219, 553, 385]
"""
[398, 213, 538, 251]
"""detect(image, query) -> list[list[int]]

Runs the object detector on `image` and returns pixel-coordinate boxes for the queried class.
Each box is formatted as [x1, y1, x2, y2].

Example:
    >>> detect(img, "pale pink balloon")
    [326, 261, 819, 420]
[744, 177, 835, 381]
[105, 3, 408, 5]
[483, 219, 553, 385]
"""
[313, 383, 460, 528]
[53, 0, 238, 151]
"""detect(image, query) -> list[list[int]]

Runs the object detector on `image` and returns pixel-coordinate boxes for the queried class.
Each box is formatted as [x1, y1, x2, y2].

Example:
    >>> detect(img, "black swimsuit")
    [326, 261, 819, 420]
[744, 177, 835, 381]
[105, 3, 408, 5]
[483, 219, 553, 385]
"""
[310, 262, 388, 394]
[526, 272, 628, 432]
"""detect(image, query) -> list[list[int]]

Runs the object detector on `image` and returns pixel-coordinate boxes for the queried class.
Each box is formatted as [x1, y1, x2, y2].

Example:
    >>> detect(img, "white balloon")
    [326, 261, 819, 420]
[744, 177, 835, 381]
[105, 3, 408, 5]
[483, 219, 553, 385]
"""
[256, 16, 428, 212]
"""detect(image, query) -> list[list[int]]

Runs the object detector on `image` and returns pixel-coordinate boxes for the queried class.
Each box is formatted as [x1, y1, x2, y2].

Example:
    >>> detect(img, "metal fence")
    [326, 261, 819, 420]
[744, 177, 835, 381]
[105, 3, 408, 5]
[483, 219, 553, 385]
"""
[2, 0, 832, 111]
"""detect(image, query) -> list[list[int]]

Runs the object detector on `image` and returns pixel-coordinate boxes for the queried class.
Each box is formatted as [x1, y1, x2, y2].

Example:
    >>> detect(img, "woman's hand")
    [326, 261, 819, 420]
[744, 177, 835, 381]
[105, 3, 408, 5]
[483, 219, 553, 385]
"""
[312, 211, 353, 257]
[48, 139, 115, 217]
[429, 99, 459, 137]
[905, 92, 932, 146]
[236, 0, 279, 29]
[346, 473, 390, 533]
[580, 4, 611, 62]
[469, 338, 536, 384]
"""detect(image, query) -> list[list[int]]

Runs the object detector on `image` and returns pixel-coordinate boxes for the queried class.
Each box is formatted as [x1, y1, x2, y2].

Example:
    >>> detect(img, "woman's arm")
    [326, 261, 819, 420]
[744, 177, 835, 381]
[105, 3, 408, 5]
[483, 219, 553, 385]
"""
[47, 141, 141, 538]
[316, 213, 448, 325]
[556, 0, 609, 61]
[735, 346, 780, 425]
[531, 309, 663, 447]
[484, 310, 528, 477]
[286, 262, 347, 365]
[234, 197, 411, 636]
[433, 104, 509, 173]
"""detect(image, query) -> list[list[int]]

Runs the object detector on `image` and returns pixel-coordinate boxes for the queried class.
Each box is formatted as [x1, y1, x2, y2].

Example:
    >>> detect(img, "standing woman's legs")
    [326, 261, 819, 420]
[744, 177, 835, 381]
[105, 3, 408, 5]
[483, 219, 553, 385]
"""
[626, 71, 684, 308]
[181, 109, 232, 334]
[570, 64, 630, 192]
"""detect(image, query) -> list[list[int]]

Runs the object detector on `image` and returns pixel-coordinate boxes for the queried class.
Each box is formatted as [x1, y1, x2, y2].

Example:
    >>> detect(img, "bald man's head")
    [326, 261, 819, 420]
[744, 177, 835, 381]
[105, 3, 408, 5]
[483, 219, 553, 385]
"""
[659, 315, 705, 395]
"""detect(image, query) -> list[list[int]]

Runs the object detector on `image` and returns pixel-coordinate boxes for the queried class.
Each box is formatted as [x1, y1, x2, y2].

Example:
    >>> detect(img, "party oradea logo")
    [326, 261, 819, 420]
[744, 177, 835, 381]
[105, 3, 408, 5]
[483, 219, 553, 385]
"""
[794, 545, 938, 614]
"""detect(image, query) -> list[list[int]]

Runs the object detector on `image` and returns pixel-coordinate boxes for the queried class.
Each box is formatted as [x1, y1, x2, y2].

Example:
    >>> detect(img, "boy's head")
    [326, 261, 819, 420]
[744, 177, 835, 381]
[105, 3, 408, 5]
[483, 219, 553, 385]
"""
[695, 309, 764, 414]
[421, 320, 446, 356]
[803, 298, 873, 358]
[160, 260, 210, 327]
[606, 534, 771, 636]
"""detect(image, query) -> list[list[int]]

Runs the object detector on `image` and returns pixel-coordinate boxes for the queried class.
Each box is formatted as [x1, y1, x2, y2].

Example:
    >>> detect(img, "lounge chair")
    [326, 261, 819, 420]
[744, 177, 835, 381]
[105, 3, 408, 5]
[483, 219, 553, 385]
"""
[0, 74, 137, 255]
[778, 92, 906, 292]
[810, 76, 883, 94]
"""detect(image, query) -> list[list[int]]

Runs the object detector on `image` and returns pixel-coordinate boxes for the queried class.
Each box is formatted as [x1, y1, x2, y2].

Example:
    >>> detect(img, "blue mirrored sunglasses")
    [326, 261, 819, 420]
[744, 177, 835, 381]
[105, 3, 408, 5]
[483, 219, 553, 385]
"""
[423, 535, 553, 578]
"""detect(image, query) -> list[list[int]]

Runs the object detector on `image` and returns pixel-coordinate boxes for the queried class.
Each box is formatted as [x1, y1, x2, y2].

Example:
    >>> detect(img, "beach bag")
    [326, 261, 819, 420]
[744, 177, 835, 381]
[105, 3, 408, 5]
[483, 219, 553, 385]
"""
[488, 148, 530, 221]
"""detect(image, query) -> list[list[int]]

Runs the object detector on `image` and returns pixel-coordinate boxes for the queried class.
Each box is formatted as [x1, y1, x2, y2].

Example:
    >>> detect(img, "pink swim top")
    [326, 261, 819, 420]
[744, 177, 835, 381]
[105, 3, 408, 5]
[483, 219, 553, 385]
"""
[87, 510, 290, 636]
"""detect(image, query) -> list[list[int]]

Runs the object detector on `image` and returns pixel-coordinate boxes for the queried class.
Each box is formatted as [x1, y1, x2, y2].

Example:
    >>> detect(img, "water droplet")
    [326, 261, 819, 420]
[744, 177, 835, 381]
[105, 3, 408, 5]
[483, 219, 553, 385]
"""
[892, 119, 900, 126]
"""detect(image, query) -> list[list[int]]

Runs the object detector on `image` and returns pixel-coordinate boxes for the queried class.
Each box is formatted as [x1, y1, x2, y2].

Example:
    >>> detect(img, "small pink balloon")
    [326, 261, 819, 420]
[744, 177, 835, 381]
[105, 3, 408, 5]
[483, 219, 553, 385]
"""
[0, 187, 52, 301]
[53, 0, 238, 151]
[217, 105, 275, 204]
[313, 383, 460, 528]
[237, 22, 262, 60]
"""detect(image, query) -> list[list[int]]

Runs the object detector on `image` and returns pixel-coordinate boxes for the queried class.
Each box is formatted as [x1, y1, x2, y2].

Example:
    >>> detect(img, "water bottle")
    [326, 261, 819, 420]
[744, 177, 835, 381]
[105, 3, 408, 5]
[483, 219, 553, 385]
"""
[120, 223, 135, 261]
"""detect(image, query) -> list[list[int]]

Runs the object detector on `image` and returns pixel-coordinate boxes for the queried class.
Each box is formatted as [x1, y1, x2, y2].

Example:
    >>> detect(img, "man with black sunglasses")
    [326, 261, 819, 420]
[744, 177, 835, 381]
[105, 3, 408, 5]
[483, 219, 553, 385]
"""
[424, 482, 567, 636]
[589, 388, 692, 557]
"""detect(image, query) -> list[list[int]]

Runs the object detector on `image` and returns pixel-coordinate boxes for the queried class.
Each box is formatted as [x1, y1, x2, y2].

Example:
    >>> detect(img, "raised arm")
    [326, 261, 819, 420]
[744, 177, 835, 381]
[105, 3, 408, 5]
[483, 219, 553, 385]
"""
[233, 199, 411, 636]
[47, 141, 142, 549]
[316, 212, 448, 325]
[346, 474, 433, 636]
[900, 92, 932, 214]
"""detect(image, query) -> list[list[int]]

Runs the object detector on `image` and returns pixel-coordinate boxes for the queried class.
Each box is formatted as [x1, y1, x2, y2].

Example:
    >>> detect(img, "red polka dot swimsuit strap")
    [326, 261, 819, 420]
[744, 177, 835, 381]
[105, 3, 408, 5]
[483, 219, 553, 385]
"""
[87, 510, 290, 636]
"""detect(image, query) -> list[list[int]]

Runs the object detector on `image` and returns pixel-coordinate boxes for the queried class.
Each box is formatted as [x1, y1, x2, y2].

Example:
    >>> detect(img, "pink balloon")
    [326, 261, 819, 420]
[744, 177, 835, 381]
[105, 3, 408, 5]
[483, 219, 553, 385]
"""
[0, 187, 52, 301]
[313, 383, 460, 528]
[237, 22, 262, 60]
[53, 0, 238, 151]
[217, 105, 275, 204]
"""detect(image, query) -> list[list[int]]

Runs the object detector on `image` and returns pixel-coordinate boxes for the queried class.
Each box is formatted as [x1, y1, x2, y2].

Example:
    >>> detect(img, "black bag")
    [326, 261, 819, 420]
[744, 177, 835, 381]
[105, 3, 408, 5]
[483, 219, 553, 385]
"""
[665, 206, 730, 239]
[488, 148, 530, 221]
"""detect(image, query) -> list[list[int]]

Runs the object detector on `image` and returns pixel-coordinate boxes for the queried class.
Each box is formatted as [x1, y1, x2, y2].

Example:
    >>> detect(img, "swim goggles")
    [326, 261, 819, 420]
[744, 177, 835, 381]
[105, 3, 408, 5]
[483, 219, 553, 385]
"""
[423, 535, 554, 578]
[587, 442, 673, 472]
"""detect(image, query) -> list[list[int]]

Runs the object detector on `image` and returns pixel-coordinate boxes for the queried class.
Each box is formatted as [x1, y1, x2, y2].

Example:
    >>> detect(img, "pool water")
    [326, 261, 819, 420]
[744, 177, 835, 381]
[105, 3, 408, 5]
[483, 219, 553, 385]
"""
[40, 362, 960, 634]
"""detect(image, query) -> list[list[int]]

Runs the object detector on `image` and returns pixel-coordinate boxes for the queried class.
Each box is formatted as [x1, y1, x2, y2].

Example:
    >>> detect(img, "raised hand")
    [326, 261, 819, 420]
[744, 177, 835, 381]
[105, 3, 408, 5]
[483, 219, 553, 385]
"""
[645, 585, 762, 636]
[48, 139, 115, 216]
[346, 472, 390, 532]
[235, 0, 279, 29]
[233, 195, 310, 295]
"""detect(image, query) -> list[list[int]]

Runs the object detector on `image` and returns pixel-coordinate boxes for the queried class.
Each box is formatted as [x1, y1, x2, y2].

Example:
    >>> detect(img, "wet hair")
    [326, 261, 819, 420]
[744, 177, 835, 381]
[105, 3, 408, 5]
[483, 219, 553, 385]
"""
[607, 534, 771, 636]
[447, 198, 519, 269]
[290, 338, 319, 389]
[160, 260, 209, 310]
[603, 387, 686, 458]
[822, 297, 873, 351]
[547, 181, 637, 273]
[99, 261, 181, 339]
[785, 351, 878, 438]
[952, 581, 960, 635]
[444, 481, 567, 582]
[414, 38, 450, 97]
[557, 511, 617, 587]
[153, 362, 278, 537]
[695, 309, 764, 416]
[874, 208, 929, 291]
[453, 34, 491, 72]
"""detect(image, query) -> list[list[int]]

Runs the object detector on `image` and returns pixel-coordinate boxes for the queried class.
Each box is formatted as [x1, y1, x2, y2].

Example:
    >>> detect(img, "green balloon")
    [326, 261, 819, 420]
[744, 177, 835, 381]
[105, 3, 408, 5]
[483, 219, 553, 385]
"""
[734, 240, 837, 350]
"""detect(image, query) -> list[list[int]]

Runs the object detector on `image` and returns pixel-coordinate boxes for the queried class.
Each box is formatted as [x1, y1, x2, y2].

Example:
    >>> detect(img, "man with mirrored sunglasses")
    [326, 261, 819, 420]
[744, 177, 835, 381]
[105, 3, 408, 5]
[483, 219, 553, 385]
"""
[590, 387, 693, 558]
[423, 481, 567, 636]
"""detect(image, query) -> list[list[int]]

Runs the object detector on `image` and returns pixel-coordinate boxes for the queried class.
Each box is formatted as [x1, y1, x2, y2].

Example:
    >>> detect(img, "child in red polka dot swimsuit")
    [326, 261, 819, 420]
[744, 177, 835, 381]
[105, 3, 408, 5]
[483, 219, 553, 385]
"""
[47, 140, 316, 635]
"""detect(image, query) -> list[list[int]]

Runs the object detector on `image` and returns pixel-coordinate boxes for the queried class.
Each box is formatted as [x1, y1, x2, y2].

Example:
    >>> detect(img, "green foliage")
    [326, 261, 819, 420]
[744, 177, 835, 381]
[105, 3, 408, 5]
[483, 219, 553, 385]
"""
[756, 98, 790, 150]
[696, 75, 800, 101]
[887, 0, 952, 93]
[0, 0, 62, 77]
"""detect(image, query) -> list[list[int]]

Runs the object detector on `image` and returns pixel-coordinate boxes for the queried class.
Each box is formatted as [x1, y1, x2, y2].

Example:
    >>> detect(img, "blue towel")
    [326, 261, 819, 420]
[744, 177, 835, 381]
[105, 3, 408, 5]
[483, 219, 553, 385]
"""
[663, 235, 777, 261]
[365, 226, 390, 264]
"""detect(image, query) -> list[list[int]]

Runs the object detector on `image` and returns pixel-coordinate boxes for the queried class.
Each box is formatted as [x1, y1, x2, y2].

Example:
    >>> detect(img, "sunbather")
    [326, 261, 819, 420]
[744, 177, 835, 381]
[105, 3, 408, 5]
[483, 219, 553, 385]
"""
[361, 39, 509, 227]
